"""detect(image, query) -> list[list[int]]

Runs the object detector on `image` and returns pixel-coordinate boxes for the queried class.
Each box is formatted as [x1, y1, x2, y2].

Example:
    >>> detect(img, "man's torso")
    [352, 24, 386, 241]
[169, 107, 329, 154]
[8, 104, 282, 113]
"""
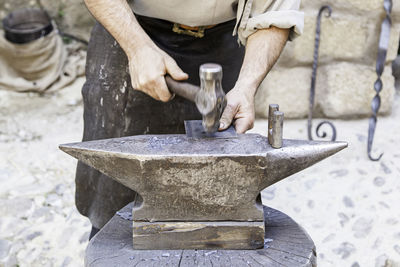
[129, 0, 238, 26]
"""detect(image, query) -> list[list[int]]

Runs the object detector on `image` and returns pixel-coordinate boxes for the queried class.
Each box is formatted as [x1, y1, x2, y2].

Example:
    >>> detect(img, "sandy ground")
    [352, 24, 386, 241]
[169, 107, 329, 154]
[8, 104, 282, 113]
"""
[0, 76, 399, 267]
[252, 96, 400, 267]
[0, 78, 89, 267]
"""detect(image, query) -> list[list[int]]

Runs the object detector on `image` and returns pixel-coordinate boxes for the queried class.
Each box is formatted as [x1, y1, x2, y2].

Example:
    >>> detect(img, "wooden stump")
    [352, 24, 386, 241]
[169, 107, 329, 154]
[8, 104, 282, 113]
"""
[85, 203, 316, 267]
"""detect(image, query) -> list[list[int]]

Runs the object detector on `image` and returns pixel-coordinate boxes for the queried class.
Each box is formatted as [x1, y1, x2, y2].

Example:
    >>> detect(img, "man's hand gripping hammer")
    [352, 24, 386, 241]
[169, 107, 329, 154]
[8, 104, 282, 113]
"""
[165, 63, 226, 133]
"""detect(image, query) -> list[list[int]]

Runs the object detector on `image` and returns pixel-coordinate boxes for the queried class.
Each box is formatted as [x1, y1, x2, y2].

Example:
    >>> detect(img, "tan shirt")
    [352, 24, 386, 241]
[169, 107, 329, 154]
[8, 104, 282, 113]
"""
[130, 0, 304, 45]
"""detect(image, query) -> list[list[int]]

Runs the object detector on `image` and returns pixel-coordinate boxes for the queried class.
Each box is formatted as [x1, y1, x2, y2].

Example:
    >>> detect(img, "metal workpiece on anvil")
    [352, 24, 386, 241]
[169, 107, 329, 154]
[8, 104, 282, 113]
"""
[60, 125, 347, 249]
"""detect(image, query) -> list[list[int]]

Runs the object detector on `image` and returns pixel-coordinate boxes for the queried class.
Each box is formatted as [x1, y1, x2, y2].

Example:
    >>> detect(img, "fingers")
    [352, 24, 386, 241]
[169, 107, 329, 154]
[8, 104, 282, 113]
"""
[154, 76, 172, 102]
[219, 103, 236, 131]
[130, 64, 172, 102]
[129, 55, 186, 102]
[131, 75, 171, 102]
[234, 116, 254, 134]
[219, 89, 255, 133]
[164, 57, 188, 81]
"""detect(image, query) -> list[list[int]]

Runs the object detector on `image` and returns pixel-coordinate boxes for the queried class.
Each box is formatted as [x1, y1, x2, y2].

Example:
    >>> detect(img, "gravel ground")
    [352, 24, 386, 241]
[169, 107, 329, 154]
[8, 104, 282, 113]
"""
[0, 78, 88, 267]
[251, 94, 400, 267]
[0, 77, 399, 267]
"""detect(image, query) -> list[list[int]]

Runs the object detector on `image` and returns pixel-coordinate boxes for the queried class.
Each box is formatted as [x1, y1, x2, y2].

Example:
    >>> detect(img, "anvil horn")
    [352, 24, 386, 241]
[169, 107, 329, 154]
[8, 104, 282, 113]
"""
[259, 139, 348, 190]
[59, 143, 145, 193]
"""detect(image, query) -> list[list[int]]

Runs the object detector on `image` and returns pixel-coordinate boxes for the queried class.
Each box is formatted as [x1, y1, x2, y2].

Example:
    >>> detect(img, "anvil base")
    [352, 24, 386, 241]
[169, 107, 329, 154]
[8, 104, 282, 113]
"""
[85, 203, 317, 266]
[133, 220, 264, 250]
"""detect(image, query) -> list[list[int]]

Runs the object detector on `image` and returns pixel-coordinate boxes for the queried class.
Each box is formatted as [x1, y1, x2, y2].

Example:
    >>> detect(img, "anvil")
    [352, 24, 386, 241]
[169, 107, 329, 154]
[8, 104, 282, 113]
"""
[60, 125, 347, 250]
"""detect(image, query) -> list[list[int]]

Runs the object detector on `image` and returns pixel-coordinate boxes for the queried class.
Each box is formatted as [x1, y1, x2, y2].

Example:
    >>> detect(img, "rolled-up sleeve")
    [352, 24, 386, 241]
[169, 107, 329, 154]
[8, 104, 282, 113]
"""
[234, 0, 304, 45]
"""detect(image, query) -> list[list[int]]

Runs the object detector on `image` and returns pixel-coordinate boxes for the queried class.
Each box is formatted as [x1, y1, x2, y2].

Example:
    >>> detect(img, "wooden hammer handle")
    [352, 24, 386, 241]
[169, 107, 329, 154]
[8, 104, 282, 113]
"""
[165, 75, 199, 103]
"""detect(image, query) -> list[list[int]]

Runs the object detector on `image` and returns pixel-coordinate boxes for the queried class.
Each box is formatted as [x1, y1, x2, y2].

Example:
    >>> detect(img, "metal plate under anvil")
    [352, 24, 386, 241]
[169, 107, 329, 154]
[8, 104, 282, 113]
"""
[184, 120, 237, 138]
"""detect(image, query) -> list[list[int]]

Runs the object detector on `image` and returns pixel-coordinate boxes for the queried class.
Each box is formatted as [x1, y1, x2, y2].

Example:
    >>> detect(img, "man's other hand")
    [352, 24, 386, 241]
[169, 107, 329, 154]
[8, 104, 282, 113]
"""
[218, 88, 255, 134]
[218, 27, 289, 134]
[128, 46, 188, 102]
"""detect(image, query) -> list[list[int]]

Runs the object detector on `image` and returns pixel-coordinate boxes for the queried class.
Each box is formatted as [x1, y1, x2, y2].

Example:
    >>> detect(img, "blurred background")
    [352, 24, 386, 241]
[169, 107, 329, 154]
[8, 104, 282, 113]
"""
[0, 0, 399, 266]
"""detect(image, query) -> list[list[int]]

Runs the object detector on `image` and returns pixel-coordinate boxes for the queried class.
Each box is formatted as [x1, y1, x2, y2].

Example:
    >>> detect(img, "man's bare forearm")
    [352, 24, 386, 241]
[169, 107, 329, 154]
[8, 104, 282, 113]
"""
[236, 27, 289, 96]
[84, 0, 188, 101]
[219, 27, 289, 133]
[84, 0, 151, 58]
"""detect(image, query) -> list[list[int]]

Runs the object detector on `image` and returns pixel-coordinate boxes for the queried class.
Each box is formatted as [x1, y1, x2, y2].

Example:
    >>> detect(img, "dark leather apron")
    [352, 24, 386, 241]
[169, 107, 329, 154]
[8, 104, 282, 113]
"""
[76, 15, 245, 228]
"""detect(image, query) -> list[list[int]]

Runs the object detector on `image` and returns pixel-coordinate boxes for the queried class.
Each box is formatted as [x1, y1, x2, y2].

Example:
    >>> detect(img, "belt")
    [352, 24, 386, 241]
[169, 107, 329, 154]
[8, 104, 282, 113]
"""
[172, 23, 216, 38]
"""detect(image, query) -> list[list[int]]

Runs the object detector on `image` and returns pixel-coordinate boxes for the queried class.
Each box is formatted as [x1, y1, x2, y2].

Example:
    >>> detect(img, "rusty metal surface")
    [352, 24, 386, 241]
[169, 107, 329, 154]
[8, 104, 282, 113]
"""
[308, 5, 337, 142]
[60, 134, 347, 222]
[368, 0, 393, 161]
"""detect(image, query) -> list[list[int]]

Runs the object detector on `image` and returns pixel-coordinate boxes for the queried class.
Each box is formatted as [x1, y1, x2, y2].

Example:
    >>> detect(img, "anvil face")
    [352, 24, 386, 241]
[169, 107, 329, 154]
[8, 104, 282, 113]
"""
[60, 134, 347, 223]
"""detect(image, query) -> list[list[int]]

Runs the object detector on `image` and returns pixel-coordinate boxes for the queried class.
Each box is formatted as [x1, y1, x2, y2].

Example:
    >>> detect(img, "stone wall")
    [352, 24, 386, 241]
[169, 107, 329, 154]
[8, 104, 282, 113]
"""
[0, 0, 94, 41]
[1, 0, 399, 119]
[256, 0, 400, 118]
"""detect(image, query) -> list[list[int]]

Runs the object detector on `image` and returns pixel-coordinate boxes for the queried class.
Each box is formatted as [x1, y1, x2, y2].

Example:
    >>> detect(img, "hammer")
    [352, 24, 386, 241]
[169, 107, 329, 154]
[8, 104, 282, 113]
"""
[165, 63, 226, 133]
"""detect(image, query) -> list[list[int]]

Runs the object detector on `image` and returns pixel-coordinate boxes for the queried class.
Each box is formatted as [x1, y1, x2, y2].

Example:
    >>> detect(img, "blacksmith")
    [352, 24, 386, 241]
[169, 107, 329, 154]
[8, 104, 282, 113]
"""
[78, 0, 304, 238]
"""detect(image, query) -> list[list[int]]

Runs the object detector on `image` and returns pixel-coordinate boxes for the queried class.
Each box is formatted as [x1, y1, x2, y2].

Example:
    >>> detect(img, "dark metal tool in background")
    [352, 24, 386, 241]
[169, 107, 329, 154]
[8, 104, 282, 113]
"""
[3, 8, 53, 44]
[3, 8, 88, 45]
[307, 5, 337, 142]
[165, 63, 226, 134]
[367, 0, 393, 161]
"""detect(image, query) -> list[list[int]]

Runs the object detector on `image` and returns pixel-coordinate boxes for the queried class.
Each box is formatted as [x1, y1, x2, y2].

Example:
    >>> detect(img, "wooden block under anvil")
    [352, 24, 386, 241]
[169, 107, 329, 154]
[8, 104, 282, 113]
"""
[128, 197, 265, 250]
[60, 132, 346, 250]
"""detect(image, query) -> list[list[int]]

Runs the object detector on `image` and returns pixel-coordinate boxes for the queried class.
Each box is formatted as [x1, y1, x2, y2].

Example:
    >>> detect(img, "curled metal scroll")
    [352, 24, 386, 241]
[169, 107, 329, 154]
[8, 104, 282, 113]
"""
[308, 5, 337, 142]
[367, 0, 392, 161]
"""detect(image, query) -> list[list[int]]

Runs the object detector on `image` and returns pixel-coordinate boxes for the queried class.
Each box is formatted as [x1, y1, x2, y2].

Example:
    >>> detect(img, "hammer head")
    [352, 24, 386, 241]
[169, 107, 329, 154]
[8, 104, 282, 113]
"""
[195, 64, 226, 133]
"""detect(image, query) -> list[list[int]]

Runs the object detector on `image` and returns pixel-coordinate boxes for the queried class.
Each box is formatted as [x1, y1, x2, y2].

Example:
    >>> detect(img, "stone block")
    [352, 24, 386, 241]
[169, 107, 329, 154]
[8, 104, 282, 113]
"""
[301, 0, 383, 13]
[334, 0, 382, 11]
[387, 23, 400, 63]
[40, 0, 94, 41]
[279, 13, 380, 66]
[394, 1, 400, 23]
[258, 62, 395, 119]
[255, 67, 314, 119]
[0, 0, 36, 21]
[317, 62, 395, 118]
[0, 0, 36, 11]
[279, 5, 400, 66]
[0, 0, 94, 41]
